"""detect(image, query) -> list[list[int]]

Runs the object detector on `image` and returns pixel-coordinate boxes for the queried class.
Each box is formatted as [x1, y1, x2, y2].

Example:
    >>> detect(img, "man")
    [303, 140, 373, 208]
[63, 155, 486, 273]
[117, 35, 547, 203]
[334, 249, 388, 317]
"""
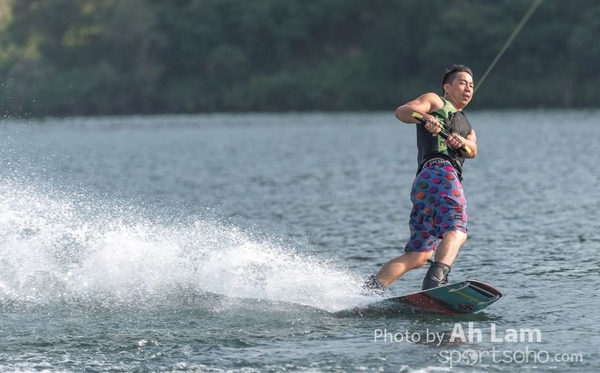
[365, 64, 478, 294]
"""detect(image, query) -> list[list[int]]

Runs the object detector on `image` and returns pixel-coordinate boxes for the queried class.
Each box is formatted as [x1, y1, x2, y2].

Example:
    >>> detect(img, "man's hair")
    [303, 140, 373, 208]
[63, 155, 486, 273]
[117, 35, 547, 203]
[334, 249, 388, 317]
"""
[442, 64, 473, 94]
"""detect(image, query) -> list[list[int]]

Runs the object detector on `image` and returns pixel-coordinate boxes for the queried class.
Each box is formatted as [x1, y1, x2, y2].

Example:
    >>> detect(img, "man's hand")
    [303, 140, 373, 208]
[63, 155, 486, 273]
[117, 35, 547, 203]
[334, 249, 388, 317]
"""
[422, 114, 442, 136]
[445, 133, 465, 149]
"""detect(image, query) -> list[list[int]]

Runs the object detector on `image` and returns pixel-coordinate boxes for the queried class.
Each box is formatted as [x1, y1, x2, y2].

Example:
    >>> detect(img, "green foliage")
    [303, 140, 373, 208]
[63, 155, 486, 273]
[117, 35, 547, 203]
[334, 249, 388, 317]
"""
[0, 0, 599, 117]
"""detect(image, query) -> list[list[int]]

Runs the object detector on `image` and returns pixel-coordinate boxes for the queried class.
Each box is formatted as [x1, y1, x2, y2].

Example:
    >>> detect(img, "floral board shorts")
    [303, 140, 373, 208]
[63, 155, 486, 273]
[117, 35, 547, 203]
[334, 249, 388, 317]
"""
[404, 160, 467, 252]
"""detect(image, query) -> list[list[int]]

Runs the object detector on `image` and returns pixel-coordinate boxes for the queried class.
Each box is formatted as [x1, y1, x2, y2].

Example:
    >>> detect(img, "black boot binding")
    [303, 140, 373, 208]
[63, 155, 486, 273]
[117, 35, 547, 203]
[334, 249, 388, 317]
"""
[422, 261, 451, 290]
[363, 275, 387, 295]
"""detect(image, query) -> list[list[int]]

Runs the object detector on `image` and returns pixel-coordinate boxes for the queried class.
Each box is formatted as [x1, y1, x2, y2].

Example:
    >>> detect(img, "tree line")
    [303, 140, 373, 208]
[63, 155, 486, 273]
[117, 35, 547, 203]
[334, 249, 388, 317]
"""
[0, 0, 598, 117]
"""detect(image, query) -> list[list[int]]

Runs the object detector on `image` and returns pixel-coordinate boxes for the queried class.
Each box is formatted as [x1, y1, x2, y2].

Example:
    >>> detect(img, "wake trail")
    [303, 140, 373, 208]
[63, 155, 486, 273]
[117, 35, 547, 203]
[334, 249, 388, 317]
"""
[0, 178, 372, 313]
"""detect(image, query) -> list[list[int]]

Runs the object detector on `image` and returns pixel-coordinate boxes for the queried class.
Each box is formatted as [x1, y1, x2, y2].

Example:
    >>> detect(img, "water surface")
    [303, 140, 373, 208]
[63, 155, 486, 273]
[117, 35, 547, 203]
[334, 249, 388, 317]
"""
[0, 111, 598, 372]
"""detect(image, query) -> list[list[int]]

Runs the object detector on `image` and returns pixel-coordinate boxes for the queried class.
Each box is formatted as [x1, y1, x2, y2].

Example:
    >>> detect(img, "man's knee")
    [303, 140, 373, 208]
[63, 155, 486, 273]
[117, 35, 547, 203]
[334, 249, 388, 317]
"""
[442, 229, 467, 245]
[406, 251, 432, 269]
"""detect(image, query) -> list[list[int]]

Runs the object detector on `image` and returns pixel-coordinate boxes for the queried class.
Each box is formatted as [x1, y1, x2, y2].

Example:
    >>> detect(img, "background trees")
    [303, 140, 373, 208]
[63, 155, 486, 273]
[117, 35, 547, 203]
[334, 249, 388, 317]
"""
[0, 0, 597, 117]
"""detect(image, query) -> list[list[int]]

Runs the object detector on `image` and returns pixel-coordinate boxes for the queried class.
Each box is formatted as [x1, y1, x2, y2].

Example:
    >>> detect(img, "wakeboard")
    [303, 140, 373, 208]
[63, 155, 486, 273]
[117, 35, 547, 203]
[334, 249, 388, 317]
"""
[341, 280, 502, 316]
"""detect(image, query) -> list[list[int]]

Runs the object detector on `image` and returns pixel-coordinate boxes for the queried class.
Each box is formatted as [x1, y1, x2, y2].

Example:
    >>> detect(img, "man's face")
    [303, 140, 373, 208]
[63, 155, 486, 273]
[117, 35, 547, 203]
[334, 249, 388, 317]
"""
[444, 72, 474, 109]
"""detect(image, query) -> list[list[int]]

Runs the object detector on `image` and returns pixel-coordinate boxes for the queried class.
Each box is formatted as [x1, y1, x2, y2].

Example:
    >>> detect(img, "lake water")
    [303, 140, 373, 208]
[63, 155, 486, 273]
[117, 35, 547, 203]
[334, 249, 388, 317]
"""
[0, 111, 598, 372]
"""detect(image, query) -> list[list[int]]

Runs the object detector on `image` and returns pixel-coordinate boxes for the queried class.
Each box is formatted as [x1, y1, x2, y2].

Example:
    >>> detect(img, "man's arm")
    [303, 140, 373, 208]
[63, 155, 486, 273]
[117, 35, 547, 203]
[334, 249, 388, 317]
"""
[396, 92, 477, 157]
[395, 92, 445, 125]
[448, 130, 478, 158]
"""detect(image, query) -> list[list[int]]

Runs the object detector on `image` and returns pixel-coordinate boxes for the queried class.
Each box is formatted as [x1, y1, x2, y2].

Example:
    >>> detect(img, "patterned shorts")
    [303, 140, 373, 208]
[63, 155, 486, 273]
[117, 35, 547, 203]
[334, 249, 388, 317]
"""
[404, 160, 467, 252]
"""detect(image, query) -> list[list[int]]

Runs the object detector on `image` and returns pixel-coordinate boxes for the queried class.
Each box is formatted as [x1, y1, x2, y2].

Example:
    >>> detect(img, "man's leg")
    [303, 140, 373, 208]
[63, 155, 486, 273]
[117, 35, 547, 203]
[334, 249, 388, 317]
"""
[433, 229, 466, 265]
[422, 229, 467, 290]
[375, 250, 433, 288]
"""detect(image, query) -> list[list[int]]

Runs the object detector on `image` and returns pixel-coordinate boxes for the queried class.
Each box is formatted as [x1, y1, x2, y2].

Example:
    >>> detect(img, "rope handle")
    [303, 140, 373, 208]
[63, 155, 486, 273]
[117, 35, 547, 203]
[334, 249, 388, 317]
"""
[412, 112, 472, 156]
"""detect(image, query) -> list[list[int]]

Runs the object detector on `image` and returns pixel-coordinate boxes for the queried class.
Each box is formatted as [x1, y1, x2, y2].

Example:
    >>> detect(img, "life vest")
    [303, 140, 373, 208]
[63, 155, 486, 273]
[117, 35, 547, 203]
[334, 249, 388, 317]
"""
[415, 96, 473, 179]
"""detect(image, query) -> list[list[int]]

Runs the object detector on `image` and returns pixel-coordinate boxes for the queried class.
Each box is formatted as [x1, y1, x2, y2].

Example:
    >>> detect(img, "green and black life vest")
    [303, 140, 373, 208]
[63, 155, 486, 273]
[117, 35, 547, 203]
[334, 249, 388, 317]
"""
[415, 96, 473, 179]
